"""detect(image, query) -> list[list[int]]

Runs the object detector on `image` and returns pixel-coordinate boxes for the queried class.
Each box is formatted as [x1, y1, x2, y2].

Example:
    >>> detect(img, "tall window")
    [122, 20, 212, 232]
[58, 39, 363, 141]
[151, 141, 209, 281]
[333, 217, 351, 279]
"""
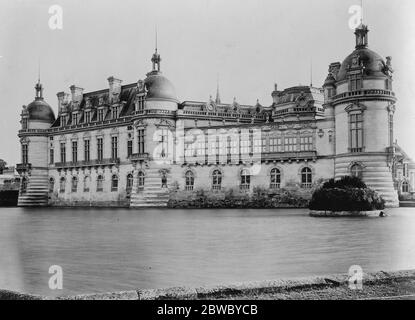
[138, 129, 145, 154]
[71, 176, 78, 192]
[127, 140, 133, 157]
[350, 113, 363, 152]
[240, 169, 251, 191]
[137, 95, 145, 111]
[97, 137, 103, 161]
[111, 175, 118, 192]
[60, 142, 66, 163]
[61, 115, 67, 126]
[97, 175, 104, 192]
[21, 177, 28, 193]
[84, 111, 91, 123]
[269, 138, 283, 152]
[111, 136, 118, 159]
[284, 137, 297, 152]
[185, 170, 194, 191]
[59, 177, 66, 193]
[403, 164, 408, 177]
[300, 137, 313, 151]
[49, 177, 54, 193]
[22, 144, 28, 164]
[350, 77, 362, 91]
[72, 113, 78, 125]
[98, 109, 104, 122]
[350, 163, 363, 179]
[72, 141, 78, 163]
[211, 170, 222, 190]
[270, 168, 281, 189]
[83, 176, 90, 192]
[22, 118, 28, 129]
[50, 148, 54, 164]
[112, 106, 119, 119]
[301, 167, 312, 188]
[402, 181, 409, 193]
[126, 174, 133, 194]
[385, 78, 392, 91]
[160, 129, 169, 158]
[138, 171, 145, 190]
[84, 140, 90, 162]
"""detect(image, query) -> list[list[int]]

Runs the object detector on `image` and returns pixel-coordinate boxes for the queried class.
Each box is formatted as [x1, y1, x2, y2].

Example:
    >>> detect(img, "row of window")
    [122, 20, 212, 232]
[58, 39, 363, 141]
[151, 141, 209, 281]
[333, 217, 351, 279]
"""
[61, 105, 123, 127]
[49, 129, 145, 164]
[184, 167, 313, 191]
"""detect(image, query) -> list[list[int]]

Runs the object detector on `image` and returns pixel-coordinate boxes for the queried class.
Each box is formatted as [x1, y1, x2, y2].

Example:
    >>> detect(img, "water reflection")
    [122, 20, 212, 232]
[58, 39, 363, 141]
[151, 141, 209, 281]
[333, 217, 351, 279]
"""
[0, 207, 414, 296]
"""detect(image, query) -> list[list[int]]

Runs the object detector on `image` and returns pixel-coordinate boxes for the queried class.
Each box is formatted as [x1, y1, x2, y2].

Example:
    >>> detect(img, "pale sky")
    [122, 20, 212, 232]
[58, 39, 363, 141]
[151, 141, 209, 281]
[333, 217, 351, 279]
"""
[0, 0, 414, 165]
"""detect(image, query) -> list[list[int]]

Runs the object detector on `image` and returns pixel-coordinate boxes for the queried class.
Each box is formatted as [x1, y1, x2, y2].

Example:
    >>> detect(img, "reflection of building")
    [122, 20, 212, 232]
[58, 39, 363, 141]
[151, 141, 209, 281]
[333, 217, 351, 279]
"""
[17, 24, 414, 208]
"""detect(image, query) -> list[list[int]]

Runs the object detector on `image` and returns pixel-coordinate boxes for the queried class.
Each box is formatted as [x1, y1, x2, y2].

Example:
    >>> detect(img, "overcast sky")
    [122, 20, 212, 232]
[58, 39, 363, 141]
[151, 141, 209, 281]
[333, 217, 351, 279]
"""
[0, 0, 414, 165]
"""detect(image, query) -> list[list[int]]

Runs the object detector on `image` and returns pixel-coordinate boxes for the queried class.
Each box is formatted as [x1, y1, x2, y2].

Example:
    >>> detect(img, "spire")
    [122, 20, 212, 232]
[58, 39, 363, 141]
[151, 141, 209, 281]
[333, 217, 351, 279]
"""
[215, 75, 221, 104]
[35, 61, 43, 99]
[354, 0, 368, 49]
[310, 58, 313, 87]
[151, 27, 161, 72]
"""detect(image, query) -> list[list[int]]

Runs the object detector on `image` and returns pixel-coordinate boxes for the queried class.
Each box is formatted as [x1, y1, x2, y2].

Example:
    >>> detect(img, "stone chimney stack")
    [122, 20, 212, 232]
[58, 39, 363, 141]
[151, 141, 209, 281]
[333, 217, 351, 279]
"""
[70, 85, 84, 103]
[108, 76, 122, 103]
[57, 91, 70, 114]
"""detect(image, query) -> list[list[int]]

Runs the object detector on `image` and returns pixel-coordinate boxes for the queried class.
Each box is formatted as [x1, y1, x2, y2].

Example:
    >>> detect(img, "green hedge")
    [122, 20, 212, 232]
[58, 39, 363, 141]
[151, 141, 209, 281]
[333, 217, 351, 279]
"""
[168, 187, 310, 209]
[309, 176, 385, 211]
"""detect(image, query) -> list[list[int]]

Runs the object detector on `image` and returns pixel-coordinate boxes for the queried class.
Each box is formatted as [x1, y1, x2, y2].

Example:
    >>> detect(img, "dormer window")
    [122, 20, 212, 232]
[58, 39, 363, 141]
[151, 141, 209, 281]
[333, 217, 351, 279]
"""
[61, 115, 67, 126]
[72, 113, 78, 125]
[112, 106, 119, 119]
[136, 95, 145, 111]
[385, 78, 392, 91]
[84, 111, 91, 123]
[98, 109, 104, 122]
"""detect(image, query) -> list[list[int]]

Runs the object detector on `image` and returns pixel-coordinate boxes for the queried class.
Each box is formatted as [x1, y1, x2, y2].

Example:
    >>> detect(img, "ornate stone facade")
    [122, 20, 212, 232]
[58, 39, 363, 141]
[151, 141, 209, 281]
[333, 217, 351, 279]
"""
[17, 24, 414, 208]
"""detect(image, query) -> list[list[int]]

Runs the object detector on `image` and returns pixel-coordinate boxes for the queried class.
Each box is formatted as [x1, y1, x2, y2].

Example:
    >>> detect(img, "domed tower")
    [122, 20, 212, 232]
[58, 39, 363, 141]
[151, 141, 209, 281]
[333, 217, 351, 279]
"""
[327, 23, 398, 207]
[17, 80, 55, 206]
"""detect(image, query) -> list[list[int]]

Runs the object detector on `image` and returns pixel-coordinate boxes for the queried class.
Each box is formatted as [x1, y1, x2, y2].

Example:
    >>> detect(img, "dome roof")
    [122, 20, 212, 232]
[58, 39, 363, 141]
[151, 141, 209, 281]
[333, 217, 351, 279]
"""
[27, 98, 56, 123]
[144, 71, 178, 103]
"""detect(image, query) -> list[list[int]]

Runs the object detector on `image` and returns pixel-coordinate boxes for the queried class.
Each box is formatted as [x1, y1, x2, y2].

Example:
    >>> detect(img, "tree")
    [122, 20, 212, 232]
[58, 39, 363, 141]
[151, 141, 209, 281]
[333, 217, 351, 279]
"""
[0, 159, 7, 174]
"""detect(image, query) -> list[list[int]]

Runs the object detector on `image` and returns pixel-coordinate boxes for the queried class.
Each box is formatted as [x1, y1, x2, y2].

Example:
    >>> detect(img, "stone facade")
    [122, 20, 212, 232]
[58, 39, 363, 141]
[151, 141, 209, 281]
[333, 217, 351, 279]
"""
[16, 24, 414, 208]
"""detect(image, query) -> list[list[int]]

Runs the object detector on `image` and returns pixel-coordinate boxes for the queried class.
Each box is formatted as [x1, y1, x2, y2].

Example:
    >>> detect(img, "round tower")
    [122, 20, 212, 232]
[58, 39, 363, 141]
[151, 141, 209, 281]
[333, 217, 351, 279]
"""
[330, 24, 398, 207]
[17, 80, 55, 206]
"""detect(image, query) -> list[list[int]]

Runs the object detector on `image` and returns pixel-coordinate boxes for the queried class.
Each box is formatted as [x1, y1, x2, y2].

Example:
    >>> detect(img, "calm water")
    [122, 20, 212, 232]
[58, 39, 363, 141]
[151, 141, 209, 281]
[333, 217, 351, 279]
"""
[0, 207, 414, 296]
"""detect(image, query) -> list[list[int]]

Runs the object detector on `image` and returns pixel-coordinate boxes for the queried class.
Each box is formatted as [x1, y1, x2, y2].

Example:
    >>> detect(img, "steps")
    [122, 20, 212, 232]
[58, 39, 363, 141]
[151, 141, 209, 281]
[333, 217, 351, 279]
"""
[17, 170, 49, 207]
[129, 168, 171, 208]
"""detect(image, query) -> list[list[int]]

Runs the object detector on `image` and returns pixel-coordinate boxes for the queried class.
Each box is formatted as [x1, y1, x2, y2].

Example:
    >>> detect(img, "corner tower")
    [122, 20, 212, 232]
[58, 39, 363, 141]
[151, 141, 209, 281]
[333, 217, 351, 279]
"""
[17, 80, 55, 206]
[324, 24, 398, 207]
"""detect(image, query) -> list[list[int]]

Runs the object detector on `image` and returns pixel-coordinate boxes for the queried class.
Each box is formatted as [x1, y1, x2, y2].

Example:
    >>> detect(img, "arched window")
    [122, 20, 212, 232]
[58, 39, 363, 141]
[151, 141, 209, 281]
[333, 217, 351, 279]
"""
[111, 175, 118, 192]
[240, 169, 251, 191]
[270, 168, 281, 189]
[21, 177, 28, 194]
[402, 181, 409, 193]
[59, 177, 66, 193]
[126, 174, 133, 194]
[212, 170, 222, 191]
[71, 176, 78, 193]
[301, 167, 312, 188]
[185, 170, 194, 191]
[138, 171, 145, 191]
[97, 175, 104, 192]
[84, 176, 90, 192]
[49, 177, 54, 193]
[350, 163, 363, 179]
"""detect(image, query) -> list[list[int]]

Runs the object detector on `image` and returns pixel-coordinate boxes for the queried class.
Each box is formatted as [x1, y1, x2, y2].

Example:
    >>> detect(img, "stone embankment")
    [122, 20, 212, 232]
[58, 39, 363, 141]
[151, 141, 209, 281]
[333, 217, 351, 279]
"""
[1, 269, 415, 300]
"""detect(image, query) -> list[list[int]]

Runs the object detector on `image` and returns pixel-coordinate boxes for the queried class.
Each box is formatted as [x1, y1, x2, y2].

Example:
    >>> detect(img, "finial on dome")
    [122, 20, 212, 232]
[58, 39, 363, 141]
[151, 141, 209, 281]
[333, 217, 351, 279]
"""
[355, 23, 369, 49]
[35, 79, 43, 99]
[215, 75, 221, 104]
[151, 27, 161, 72]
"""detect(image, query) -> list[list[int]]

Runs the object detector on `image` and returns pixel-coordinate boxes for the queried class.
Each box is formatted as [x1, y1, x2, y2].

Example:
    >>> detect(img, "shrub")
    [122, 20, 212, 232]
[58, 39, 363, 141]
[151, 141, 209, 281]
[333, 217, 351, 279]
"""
[309, 176, 385, 211]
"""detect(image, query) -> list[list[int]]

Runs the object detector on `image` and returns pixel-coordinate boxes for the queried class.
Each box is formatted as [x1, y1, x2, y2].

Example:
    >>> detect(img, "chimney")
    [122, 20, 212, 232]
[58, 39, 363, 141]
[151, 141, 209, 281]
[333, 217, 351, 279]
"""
[57, 91, 70, 113]
[108, 76, 122, 103]
[70, 85, 84, 103]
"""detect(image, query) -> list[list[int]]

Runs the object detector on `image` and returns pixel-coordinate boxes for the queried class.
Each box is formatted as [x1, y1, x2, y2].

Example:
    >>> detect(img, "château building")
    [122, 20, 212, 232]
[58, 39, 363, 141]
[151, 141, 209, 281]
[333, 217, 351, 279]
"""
[17, 24, 415, 208]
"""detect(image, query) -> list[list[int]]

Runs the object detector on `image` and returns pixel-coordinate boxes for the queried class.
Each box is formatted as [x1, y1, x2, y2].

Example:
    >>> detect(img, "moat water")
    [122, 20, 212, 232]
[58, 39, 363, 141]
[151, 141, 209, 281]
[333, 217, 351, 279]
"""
[0, 207, 414, 296]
